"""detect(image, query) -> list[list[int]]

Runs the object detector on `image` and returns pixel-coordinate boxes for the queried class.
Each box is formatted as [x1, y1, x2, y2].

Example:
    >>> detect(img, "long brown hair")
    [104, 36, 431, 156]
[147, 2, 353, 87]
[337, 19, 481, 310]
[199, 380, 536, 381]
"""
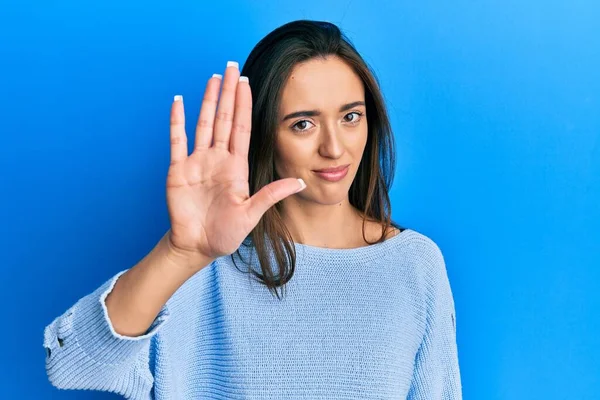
[232, 19, 404, 299]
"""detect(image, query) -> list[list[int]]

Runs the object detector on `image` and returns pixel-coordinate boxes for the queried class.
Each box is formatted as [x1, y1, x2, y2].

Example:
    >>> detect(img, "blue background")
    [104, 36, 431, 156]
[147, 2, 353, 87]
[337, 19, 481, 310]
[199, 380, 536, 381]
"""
[1, 0, 598, 398]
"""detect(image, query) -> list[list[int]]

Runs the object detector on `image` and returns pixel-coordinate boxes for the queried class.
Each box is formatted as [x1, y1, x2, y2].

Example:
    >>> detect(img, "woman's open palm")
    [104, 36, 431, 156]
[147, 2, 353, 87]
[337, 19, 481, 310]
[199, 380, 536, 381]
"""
[165, 62, 306, 263]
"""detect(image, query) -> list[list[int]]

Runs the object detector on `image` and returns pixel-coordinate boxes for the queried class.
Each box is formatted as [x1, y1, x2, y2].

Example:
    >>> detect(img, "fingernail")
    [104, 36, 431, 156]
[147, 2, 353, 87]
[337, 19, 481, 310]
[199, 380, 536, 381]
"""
[239, 76, 249, 83]
[212, 73, 222, 79]
[174, 95, 183, 102]
[227, 61, 239, 69]
[295, 178, 306, 193]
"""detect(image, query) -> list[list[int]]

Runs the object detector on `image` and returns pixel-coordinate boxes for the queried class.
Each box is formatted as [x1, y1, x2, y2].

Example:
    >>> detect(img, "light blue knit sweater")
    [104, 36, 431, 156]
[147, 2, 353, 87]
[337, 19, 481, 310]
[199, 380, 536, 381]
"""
[43, 228, 462, 399]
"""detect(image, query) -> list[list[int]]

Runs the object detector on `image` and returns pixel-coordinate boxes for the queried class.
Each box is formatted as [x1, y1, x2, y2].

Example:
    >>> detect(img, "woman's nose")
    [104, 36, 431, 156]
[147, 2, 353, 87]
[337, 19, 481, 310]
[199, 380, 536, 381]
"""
[318, 125, 344, 158]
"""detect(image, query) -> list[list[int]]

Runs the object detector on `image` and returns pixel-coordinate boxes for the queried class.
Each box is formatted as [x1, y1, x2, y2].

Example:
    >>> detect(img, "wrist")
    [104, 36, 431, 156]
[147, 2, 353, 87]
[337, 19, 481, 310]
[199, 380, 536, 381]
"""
[160, 230, 215, 272]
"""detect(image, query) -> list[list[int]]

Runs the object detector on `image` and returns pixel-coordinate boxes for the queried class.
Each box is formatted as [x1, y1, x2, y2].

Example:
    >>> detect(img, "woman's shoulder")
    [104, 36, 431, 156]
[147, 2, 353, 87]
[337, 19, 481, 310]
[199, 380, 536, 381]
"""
[378, 225, 446, 271]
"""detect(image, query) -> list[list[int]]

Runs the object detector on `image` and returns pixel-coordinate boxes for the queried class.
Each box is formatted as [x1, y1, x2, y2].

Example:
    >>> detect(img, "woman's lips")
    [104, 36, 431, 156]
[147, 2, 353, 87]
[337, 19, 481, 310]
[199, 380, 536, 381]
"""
[312, 165, 350, 182]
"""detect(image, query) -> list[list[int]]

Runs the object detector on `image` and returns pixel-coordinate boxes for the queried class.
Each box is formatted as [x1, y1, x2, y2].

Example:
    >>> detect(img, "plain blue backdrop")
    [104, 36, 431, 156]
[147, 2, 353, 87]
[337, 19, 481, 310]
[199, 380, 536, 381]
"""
[1, 0, 598, 398]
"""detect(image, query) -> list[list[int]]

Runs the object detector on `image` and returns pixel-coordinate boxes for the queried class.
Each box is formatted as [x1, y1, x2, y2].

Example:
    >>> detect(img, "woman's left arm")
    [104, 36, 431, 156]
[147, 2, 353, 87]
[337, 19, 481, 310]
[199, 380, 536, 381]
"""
[407, 239, 463, 399]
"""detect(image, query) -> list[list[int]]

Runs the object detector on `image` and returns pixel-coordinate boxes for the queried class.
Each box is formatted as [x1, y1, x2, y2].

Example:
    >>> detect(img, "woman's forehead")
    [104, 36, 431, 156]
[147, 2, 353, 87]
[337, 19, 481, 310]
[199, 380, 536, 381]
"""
[280, 57, 364, 112]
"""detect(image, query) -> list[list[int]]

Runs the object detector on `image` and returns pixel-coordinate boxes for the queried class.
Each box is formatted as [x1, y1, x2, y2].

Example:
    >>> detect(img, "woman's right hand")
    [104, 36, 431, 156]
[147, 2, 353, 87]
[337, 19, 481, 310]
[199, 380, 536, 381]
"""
[165, 61, 306, 266]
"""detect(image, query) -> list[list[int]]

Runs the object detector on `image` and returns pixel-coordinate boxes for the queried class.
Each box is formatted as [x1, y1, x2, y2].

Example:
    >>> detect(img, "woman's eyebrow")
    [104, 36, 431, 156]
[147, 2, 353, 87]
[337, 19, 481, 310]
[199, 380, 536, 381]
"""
[281, 101, 365, 122]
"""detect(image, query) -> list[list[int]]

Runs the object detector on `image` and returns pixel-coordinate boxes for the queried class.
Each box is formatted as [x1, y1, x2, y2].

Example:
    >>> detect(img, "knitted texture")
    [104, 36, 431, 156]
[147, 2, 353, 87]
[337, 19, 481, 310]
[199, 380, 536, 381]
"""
[43, 228, 462, 399]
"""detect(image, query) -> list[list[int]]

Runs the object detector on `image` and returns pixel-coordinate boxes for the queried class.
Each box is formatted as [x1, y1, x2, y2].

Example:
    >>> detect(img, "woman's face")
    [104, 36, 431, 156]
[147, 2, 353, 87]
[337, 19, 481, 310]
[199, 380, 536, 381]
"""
[275, 56, 368, 205]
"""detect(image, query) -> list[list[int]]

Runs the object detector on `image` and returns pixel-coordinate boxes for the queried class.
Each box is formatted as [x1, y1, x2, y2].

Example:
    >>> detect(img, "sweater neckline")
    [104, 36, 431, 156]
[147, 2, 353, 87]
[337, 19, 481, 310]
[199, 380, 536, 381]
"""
[291, 228, 415, 261]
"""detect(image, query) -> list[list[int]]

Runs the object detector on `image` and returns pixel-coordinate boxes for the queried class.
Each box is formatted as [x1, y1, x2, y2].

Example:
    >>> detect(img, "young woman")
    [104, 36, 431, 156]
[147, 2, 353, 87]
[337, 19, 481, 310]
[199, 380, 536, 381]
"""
[44, 20, 462, 399]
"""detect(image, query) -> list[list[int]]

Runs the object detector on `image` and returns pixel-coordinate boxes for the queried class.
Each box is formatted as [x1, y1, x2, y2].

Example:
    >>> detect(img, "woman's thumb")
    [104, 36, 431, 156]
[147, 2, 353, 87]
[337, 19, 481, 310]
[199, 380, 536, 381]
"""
[246, 178, 306, 224]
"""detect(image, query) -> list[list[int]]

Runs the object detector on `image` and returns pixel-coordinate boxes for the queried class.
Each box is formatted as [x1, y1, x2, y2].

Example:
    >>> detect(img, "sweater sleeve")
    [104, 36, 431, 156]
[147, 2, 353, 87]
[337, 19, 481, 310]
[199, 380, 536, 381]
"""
[43, 269, 171, 399]
[407, 240, 463, 400]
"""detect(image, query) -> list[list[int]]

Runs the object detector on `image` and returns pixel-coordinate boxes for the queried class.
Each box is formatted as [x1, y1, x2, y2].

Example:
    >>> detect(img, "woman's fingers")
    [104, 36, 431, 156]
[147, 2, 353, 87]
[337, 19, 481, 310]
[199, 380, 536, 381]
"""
[170, 95, 187, 164]
[212, 61, 240, 150]
[195, 74, 222, 151]
[230, 76, 252, 157]
[246, 179, 307, 226]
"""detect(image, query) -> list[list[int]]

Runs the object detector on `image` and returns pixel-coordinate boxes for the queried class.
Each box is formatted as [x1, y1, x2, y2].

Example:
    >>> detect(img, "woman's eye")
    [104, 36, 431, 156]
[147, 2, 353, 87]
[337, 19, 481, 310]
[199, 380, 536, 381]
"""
[291, 120, 314, 132]
[344, 112, 362, 123]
